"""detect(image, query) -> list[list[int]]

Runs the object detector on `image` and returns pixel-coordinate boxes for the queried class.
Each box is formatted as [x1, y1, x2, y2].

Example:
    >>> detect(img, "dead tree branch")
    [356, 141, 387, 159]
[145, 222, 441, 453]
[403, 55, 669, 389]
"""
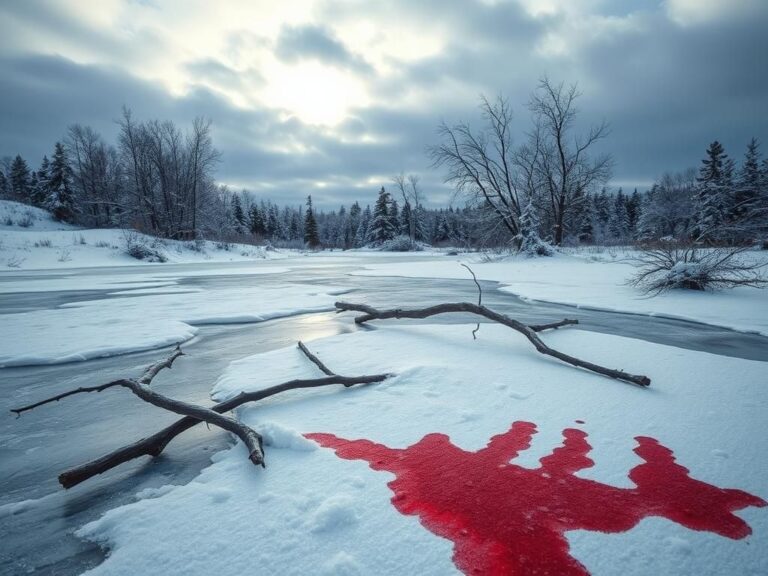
[11, 347, 184, 417]
[11, 341, 391, 489]
[297, 340, 335, 375]
[12, 346, 266, 467]
[335, 301, 650, 387]
[461, 263, 483, 339]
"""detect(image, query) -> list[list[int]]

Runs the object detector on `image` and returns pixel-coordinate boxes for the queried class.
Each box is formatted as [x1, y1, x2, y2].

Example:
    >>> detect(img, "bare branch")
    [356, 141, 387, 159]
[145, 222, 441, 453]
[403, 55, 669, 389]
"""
[298, 340, 335, 376]
[335, 301, 649, 387]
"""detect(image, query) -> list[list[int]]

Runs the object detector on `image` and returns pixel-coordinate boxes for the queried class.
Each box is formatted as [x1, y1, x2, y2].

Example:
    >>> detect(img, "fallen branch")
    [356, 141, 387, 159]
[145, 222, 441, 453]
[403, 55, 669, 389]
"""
[12, 342, 391, 489]
[335, 301, 650, 387]
[11, 347, 185, 417]
[12, 346, 266, 467]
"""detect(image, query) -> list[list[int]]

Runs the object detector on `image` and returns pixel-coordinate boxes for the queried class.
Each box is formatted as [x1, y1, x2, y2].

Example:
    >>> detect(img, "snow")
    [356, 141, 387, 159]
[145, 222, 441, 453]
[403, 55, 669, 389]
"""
[0, 200, 77, 231]
[0, 283, 347, 367]
[76, 324, 768, 575]
[352, 251, 768, 335]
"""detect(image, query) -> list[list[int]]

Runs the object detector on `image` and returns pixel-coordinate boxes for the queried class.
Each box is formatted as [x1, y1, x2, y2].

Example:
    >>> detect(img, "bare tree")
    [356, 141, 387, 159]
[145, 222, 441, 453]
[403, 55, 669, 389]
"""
[117, 108, 219, 238]
[67, 125, 122, 226]
[393, 172, 426, 242]
[526, 77, 612, 245]
[429, 95, 523, 238]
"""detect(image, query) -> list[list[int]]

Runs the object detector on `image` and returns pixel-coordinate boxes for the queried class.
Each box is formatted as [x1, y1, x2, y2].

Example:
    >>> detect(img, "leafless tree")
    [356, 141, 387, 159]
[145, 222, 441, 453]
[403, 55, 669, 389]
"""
[393, 172, 425, 241]
[525, 77, 612, 245]
[66, 125, 122, 226]
[117, 108, 219, 238]
[429, 95, 523, 238]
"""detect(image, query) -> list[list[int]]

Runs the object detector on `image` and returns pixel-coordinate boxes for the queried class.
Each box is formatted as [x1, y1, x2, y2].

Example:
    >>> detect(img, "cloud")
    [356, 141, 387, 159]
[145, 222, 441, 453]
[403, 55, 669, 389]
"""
[275, 24, 374, 75]
[0, 0, 766, 207]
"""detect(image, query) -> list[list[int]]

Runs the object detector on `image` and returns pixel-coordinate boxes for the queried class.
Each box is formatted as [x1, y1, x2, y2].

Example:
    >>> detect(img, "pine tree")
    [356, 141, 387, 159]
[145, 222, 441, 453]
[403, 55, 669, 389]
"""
[33, 156, 51, 207]
[249, 204, 265, 236]
[291, 210, 303, 241]
[517, 199, 553, 256]
[694, 141, 731, 242]
[0, 170, 9, 199]
[734, 138, 761, 223]
[608, 189, 630, 240]
[354, 206, 371, 247]
[10, 155, 31, 203]
[413, 203, 428, 242]
[46, 143, 76, 222]
[231, 194, 246, 233]
[400, 201, 413, 240]
[267, 204, 281, 239]
[304, 195, 320, 248]
[367, 187, 397, 244]
[389, 199, 400, 234]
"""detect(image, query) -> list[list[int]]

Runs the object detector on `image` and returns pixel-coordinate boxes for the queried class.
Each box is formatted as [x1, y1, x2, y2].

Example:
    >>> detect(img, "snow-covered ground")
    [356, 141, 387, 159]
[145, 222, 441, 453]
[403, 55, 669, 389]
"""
[0, 283, 350, 367]
[0, 200, 293, 270]
[3, 200, 768, 574]
[353, 251, 768, 335]
[76, 325, 767, 575]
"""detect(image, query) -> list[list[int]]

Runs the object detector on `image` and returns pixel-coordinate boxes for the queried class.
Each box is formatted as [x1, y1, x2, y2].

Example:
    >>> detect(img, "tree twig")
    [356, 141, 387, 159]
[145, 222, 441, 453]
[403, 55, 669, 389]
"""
[335, 301, 649, 387]
[11, 346, 184, 417]
[461, 263, 483, 339]
[298, 340, 335, 376]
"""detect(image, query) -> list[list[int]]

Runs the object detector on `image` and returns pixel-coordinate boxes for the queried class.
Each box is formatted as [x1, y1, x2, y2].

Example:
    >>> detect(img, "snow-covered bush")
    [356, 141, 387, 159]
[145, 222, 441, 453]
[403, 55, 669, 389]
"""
[122, 231, 167, 263]
[17, 212, 34, 228]
[377, 235, 425, 252]
[515, 201, 554, 257]
[629, 244, 767, 293]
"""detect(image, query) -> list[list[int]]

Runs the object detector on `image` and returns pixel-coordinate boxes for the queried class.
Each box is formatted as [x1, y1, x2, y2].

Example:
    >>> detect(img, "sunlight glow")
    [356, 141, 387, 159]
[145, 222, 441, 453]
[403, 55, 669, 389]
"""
[262, 61, 369, 126]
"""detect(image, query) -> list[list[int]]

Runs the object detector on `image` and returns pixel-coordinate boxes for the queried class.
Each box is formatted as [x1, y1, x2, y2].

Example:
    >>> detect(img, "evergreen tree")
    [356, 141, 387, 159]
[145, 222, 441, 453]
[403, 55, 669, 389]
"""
[389, 199, 400, 234]
[9, 155, 31, 202]
[367, 187, 397, 244]
[517, 199, 553, 256]
[290, 210, 303, 241]
[304, 195, 320, 248]
[400, 201, 413, 240]
[231, 194, 246, 233]
[346, 201, 361, 247]
[0, 170, 9, 199]
[609, 189, 630, 240]
[354, 206, 371, 247]
[267, 204, 281, 239]
[249, 204, 265, 235]
[46, 143, 76, 222]
[32, 156, 51, 206]
[626, 189, 642, 236]
[413, 203, 428, 242]
[694, 141, 731, 242]
[734, 138, 762, 222]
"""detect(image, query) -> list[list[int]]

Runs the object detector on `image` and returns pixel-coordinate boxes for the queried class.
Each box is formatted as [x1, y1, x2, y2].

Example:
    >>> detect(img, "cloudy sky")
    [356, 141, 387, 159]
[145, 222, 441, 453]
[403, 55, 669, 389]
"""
[1, 0, 766, 207]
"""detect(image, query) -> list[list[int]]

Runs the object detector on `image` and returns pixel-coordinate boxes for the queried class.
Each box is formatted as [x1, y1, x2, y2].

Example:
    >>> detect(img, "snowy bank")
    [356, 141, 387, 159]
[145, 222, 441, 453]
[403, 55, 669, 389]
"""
[0, 283, 348, 367]
[77, 324, 767, 575]
[352, 251, 768, 335]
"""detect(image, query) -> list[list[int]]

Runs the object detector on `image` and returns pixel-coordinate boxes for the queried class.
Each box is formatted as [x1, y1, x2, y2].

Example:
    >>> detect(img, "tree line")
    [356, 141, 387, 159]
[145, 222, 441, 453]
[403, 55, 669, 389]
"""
[2, 89, 766, 251]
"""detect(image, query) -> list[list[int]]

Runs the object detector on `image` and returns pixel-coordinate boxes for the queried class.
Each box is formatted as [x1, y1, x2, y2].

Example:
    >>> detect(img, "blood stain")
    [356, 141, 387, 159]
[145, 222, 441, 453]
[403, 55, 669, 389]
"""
[306, 422, 765, 575]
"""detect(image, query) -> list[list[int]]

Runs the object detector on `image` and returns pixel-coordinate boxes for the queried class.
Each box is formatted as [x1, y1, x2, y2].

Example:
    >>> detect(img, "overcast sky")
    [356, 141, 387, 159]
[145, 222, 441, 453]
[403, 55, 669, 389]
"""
[1, 0, 766, 208]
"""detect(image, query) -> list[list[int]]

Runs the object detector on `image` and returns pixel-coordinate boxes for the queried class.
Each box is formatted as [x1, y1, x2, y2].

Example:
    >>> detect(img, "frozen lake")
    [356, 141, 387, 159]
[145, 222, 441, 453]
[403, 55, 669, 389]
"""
[2, 259, 768, 575]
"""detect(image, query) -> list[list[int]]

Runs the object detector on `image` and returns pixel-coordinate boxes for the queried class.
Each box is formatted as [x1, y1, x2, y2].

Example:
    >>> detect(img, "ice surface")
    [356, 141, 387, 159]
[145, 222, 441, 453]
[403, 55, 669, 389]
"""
[0, 283, 346, 367]
[353, 252, 768, 335]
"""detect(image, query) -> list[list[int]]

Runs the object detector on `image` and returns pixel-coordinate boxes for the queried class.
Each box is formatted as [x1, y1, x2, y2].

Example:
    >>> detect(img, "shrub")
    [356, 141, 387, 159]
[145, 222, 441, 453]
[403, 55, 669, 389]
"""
[17, 213, 34, 227]
[629, 244, 767, 294]
[123, 231, 167, 263]
[378, 235, 426, 252]
[34, 238, 53, 248]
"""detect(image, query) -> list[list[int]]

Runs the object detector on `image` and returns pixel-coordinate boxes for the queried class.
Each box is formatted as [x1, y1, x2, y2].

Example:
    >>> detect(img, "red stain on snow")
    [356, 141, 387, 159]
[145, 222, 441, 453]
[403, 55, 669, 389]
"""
[306, 422, 765, 575]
